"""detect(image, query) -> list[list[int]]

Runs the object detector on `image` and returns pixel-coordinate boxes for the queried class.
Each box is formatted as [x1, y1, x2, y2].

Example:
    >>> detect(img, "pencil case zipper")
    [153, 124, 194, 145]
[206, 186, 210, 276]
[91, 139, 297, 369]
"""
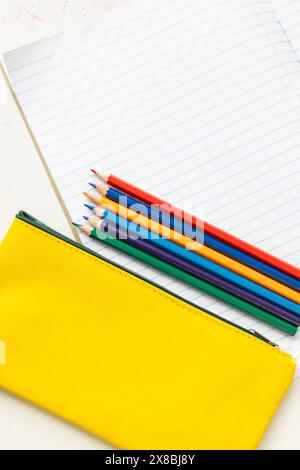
[16, 210, 279, 349]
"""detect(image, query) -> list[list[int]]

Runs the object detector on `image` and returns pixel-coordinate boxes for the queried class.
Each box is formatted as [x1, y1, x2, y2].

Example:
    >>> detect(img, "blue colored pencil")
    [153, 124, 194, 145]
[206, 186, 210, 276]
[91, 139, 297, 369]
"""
[90, 207, 300, 315]
[89, 182, 300, 292]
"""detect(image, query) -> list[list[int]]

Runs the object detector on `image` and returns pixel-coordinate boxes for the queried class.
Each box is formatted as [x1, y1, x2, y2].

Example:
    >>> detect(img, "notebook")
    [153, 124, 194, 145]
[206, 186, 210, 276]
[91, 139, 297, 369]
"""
[2, 0, 300, 368]
[271, 0, 300, 62]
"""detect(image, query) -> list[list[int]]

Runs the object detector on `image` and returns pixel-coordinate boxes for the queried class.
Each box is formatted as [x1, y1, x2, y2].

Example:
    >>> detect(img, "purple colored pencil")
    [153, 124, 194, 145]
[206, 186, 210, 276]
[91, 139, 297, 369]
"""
[101, 220, 300, 326]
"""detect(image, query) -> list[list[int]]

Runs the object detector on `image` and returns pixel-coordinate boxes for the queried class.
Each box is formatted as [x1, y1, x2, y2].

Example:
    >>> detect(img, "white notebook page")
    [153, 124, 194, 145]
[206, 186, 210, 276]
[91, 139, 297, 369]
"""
[254, 0, 300, 81]
[3, 0, 300, 362]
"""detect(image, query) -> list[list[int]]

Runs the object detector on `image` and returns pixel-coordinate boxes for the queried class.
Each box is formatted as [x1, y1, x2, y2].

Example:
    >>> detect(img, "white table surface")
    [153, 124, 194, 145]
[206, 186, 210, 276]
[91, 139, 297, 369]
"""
[0, 0, 299, 450]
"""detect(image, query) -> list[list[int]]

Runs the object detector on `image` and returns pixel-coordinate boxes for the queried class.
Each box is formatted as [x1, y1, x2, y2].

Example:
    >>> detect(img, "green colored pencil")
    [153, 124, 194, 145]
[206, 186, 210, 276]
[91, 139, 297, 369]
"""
[75, 222, 297, 336]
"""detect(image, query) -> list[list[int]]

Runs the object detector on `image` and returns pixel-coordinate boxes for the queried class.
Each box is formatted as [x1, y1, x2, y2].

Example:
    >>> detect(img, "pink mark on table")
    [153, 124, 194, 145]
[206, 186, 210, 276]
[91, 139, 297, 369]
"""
[16, 6, 45, 33]
[105, 2, 117, 11]
[105, 1, 129, 12]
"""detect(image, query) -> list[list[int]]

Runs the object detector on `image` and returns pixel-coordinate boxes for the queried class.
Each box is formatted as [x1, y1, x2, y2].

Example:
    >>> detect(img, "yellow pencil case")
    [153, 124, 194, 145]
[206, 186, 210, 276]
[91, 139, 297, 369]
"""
[0, 211, 296, 450]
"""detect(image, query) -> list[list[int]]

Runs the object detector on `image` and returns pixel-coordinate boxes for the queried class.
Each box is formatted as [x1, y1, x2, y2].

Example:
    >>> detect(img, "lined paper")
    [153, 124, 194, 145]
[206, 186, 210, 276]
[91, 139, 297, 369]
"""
[3, 0, 300, 364]
[271, 0, 300, 62]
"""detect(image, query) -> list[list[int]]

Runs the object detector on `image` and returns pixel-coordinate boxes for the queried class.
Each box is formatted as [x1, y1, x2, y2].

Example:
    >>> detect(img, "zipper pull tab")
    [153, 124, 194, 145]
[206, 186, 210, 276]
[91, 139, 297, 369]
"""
[249, 329, 280, 349]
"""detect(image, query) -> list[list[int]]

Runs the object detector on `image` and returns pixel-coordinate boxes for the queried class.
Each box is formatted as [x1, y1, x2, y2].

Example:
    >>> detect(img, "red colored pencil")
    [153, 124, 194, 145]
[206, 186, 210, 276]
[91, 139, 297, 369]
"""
[91, 169, 300, 280]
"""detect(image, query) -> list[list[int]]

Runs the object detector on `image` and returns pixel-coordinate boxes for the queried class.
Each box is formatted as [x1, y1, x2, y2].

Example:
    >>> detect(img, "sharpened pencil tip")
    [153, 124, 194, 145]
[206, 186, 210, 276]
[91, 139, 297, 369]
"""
[72, 222, 81, 228]
[89, 182, 97, 189]
[83, 215, 89, 221]
[90, 169, 109, 182]
[83, 191, 89, 197]
[84, 204, 95, 210]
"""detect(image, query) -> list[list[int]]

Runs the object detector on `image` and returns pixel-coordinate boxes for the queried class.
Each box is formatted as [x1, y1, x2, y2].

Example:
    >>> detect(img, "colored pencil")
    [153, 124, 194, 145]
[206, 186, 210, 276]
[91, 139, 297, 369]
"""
[84, 191, 300, 304]
[91, 169, 300, 281]
[74, 220, 298, 335]
[83, 206, 300, 315]
[88, 183, 300, 291]
[84, 214, 300, 325]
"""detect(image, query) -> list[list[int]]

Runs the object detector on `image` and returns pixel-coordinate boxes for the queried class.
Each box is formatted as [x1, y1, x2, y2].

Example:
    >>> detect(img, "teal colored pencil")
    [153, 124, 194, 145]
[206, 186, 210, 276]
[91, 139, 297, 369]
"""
[74, 222, 297, 336]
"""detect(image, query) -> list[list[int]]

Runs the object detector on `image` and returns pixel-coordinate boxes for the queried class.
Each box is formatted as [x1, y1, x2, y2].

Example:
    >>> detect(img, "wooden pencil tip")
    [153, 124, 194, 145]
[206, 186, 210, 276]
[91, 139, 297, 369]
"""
[97, 184, 108, 196]
[72, 223, 92, 236]
[84, 204, 95, 211]
[97, 207, 106, 216]
[90, 169, 109, 182]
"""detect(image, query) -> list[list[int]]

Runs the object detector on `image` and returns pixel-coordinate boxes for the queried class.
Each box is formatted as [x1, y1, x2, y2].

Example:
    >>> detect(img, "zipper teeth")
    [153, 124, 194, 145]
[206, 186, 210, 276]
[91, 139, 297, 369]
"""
[16, 211, 274, 346]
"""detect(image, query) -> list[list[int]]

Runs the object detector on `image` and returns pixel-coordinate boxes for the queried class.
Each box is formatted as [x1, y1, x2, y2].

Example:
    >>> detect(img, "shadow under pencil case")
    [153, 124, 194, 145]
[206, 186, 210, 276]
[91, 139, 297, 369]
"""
[0, 211, 296, 450]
